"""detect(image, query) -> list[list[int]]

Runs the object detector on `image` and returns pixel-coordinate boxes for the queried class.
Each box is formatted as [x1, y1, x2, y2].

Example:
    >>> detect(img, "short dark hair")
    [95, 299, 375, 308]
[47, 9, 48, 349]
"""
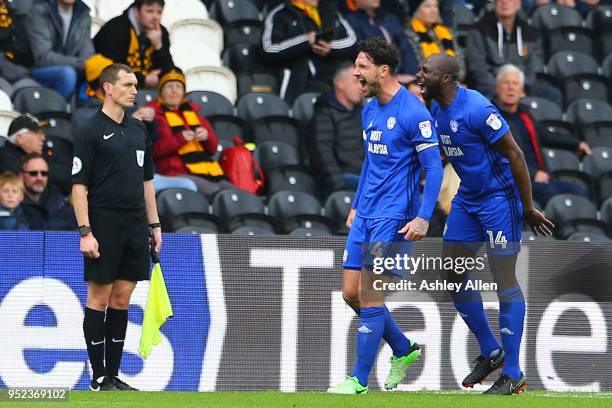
[99, 63, 134, 89]
[358, 38, 399, 72]
[135, 0, 165, 8]
[21, 152, 47, 169]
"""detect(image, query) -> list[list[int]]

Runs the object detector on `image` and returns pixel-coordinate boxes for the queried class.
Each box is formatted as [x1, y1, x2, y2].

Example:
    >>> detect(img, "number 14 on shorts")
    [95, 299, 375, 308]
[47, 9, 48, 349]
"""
[486, 230, 507, 249]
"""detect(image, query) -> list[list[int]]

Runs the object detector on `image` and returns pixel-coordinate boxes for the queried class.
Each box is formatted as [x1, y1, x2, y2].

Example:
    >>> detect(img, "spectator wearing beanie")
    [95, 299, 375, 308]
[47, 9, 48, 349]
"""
[147, 68, 233, 199]
[342, 0, 419, 82]
[405, 0, 465, 80]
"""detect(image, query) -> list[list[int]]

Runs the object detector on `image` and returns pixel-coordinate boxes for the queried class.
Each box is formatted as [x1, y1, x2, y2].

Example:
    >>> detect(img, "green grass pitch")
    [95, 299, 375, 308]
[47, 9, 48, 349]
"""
[2, 390, 611, 408]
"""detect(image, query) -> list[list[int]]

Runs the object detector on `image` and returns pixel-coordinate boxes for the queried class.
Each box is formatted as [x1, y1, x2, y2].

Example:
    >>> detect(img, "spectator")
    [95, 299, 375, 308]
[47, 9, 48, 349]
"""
[26, 0, 94, 100]
[495, 64, 588, 206]
[94, 0, 174, 89]
[405, 0, 465, 80]
[465, 0, 562, 106]
[308, 62, 364, 194]
[262, 0, 358, 103]
[147, 67, 233, 199]
[0, 0, 40, 95]
[343, 0, 419, 82]
[20, 153, 76, 230]
[0, 114, 45, 175]
[0, 171, 28, 230]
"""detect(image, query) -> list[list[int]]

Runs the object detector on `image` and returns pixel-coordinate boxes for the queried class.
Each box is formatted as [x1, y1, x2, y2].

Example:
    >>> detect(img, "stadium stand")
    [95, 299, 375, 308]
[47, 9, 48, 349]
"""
[231, 225, 275, 236]
[544, 194, 606, 239]
[291, 92, 320, 125]
[0, 90, 11, 111]
[324, 191, 355, 235]
[253, 141, 301, 179]
[211, 189, 275, 233]
[267, 190, 331, 234]
[95, 0, 133, 21]
[582, 147, 612, 204]
[156, 188, 218, 233]
[161, 0, 209, 29]
[185, 66, 237, 104]
[582, 122, 612, 149]
[171, 19, 224, 55]
[542, 148, 592, 198]
[12, 87, 70, 119]
[567, 232, 612, 242]
[0, 111, 19, 137]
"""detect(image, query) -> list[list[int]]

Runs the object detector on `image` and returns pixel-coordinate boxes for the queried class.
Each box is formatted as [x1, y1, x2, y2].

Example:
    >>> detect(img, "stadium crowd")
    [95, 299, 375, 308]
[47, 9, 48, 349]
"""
[0, 0, 611, 240]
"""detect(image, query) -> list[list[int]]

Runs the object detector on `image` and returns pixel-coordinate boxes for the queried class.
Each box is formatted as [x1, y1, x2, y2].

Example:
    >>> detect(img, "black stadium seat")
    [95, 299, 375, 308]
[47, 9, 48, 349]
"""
[135, 89, 157, 107]
[546, 27, 594, 61]
[222, 43, 266, 74]
[44, 117, 72, 142]
[582, 147, 612, 203]
[567, 232, 611, 242]
[43, 135, 73, 196]
[186, 91, 234, 117]
[12, 87, 69, 118]
[289, 227, 332, 236]
[562, 74, 609, 106]
[521, 97, 563, 122]
[324, 190, 355, 235]
[531, 4, 583, 32]
[253, 141, 300, 177]
[537, 120, 579, 151]
[542, 148, 592, 196]
[547, 52, 598, 80]
[224, 22, 263, 48]
[582, 122, 612, 149]
[175, 225, 219, 234]
[566, 99, 612, 128]
[266, 166, 318, 197]
[292, 92, 320, 125]
[600, 197, 612, 237]
[544, 194, 606, 239]
[237, 72, 279, 97]
[210, 0, 260, 24]
[231, 226, 275, 235]
[237, 92, 300, 146]
[156, 188, 217, 232]
[237, 92, 290, 122]
[267, 190, 331, 234]
[585, 5, 612, 60]
[212, 189, 275, 232]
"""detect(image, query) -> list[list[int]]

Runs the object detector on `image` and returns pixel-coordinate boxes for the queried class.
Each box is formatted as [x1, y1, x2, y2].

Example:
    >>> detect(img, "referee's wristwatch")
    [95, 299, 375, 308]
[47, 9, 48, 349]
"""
[78, 225, 92, 237]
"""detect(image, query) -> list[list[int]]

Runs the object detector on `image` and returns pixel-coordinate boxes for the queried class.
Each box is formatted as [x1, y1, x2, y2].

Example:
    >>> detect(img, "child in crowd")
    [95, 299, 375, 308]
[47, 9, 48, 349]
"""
[0, 171, 29, 230]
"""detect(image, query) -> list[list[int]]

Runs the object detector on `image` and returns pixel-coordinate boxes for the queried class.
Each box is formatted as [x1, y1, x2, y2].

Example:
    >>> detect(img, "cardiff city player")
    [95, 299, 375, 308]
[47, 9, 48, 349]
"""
[327, 38, 443, 394]
[416, 54, 554, 395]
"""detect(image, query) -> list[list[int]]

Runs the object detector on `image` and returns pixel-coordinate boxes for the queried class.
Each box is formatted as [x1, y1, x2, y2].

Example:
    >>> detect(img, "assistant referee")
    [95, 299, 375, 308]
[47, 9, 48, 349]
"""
[72, 63, 162, 392]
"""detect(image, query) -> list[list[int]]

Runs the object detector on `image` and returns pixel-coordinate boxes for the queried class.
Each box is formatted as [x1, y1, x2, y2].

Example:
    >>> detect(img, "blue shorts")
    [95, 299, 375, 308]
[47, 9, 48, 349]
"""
[343, 216, 413, 276]
[443, 196, 523, 256]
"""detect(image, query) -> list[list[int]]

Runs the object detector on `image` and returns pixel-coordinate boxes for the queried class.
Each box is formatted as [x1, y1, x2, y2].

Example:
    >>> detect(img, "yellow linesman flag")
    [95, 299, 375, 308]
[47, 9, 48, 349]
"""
[139, 263, 173, 359]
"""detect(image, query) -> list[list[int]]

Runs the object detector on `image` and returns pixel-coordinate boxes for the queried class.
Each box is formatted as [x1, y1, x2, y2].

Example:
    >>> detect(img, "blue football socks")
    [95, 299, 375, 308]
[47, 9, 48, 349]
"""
[498, 285, 525, 380]
[382, 305, 411, 357]
[351, 306, 385, 386]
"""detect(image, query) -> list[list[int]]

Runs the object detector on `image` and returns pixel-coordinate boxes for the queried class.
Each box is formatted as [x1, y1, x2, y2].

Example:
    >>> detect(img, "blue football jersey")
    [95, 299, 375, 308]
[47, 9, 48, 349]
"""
[431, 87, 518, 202]
[354, 87, 439, 219]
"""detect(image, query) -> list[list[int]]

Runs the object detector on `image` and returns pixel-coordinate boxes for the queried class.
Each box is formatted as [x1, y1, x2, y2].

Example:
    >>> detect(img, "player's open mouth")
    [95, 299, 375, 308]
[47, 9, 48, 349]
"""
[359, 77, 367, 88]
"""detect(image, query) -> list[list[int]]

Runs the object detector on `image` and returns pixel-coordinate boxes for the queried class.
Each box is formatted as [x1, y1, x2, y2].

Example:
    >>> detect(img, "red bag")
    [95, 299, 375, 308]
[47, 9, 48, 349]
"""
[219, 137, 264, 195]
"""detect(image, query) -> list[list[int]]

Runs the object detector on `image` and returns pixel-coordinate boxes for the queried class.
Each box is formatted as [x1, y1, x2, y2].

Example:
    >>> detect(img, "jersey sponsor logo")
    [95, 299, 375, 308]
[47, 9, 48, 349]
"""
[450, 120, 458, 133]
[370, 130, 382, 141]
[387, 116, 396, 129]
[71, 156, 82, 175]
[486, 113, 503, 130]
[136, 150, 145, 167]
[415, 142, 438, 152]
[440, 134, 452, 145]
[368, 142, 388, 155]
[441, 145, 464, 157]
[419, 121, 432, 138]
[103, 132, 114, 140]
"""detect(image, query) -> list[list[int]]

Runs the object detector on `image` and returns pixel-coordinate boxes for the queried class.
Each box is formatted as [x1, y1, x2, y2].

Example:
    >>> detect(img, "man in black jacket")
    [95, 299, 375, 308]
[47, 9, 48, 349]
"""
[20, 153, 76, 230]
[309, 62, 363, 194]
[261, 0, 357, 103]
[94, 0, 174, 89]
[465, 0, 561, 106]
[0, 114, 45, 175]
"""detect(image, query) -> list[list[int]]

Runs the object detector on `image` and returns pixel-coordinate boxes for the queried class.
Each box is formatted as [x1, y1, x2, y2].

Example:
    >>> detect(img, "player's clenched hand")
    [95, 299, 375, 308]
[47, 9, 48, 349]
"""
[80, 234, 100, 259]
[524, 208, 555, 236]
[399, 217, 429, 240]
[346, 208, 356, 229]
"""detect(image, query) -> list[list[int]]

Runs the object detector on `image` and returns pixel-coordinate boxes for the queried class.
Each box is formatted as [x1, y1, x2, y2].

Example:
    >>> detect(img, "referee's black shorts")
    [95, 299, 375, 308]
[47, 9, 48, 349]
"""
[85, 207, 150, 284]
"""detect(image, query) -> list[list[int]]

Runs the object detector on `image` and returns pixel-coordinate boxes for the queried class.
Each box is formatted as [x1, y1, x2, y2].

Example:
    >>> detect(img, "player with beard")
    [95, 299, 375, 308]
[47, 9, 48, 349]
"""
[416, 53, 553, 395]
[327, 38, 443, 394]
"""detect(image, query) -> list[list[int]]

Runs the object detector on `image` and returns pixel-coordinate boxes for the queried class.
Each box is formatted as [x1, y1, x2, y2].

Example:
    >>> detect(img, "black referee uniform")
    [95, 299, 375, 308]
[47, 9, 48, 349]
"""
[72, 109, 154, 283]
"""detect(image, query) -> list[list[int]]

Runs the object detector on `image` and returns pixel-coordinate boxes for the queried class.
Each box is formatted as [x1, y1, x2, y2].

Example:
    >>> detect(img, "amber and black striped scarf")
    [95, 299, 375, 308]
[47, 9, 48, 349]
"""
[410, 18, 456, 58]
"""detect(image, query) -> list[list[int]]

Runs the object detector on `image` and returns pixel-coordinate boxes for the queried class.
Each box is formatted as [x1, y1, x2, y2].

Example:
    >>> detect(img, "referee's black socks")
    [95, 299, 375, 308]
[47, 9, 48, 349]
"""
[83, 307, 106, 380]
[105, 307, 128, 377]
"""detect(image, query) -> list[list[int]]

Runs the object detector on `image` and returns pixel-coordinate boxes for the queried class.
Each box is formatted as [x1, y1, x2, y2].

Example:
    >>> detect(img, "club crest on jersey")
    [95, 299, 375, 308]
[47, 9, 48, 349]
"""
[136, 150, 145, 167]
[387, 116, 396, 129]
[419, 121, 432, 138]
[450, 120, 458, 133]
[486, 113, 502, 130]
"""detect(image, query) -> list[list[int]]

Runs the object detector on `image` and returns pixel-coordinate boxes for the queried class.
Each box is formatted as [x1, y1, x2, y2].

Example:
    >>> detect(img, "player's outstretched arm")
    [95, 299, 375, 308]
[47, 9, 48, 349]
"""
[399, 145, 443, 240]
[493, 132, 554, 236]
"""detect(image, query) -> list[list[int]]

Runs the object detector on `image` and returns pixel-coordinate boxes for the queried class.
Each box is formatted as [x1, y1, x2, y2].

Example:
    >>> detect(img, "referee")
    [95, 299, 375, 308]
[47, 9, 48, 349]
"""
[72, 63, 162, 392]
